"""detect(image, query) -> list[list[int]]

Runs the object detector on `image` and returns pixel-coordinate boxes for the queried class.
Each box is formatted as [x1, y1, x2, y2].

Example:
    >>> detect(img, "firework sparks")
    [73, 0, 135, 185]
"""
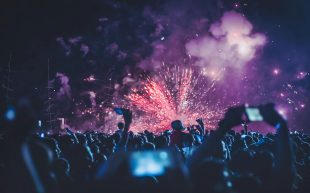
[123, 66, 223, 132]
[83, 75, 96, 82]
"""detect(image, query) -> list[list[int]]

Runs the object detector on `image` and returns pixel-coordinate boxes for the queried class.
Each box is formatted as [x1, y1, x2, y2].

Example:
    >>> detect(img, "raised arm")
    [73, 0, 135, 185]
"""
[115, 109, 132, 151]
[65, 128, 79, 144]
[260, 103, 296, 192]
[196, 118, 205, 136]
[188, 106, 245, 169]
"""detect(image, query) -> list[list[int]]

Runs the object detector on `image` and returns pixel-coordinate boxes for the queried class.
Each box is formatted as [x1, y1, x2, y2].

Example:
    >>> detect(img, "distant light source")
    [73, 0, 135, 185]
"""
[234, 3, 239, 8]
[273, 68, 280, 75]
[5, 107, 16, 121]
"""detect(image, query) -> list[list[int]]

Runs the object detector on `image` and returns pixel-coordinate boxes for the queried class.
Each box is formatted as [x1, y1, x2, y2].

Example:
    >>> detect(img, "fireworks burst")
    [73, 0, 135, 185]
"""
[122, 65, 224, 132]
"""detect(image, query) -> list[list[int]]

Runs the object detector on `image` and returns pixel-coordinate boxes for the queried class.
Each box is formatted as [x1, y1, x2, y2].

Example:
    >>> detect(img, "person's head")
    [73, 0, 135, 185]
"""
[117, 122, 124, 130]
[154, 135, 169, 149]
[112, 133, 121, 144]
[171, 120, 185, 131]
[141, 142, 155, 151]
[145, 132, 155, 143]
[105, 137, 116, 154]
[43, 137, 62, 158]
[76, 134, 87, 145]
[50, 158, 70, 180]
[89, 143, 100, 155]
[243, 135, 255, 147]
[213, 140, 229, 159]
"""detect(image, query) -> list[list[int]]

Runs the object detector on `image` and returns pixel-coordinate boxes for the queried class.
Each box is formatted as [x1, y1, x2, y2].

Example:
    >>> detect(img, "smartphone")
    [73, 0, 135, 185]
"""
[114, 108, 123, 115]
[129, 150, 173, 177]
[245, 107, 264, 122]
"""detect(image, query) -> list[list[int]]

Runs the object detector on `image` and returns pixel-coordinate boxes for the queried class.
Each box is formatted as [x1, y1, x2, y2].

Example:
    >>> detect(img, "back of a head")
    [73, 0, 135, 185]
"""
[77, 134, 89, 145]
[112, 133, 121, 144]
[117, 122, 124, 129]
[146, 132, 155, 143]
[171, 120, 184, 131]
[42, 137, 61, 158]
[141, 142, 155, 151]
[243, 135, 254, 146]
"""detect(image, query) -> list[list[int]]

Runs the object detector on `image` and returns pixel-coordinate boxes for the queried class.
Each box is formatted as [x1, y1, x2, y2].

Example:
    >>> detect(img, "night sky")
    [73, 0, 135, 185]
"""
[0, 0, 309, 133]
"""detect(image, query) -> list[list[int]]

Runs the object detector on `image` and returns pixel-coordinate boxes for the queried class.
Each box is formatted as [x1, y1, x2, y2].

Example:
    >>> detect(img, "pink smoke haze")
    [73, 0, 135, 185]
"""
[56, 72, 71, 99]
[88, 91, 96, 107]
[186, 11, 266, 78]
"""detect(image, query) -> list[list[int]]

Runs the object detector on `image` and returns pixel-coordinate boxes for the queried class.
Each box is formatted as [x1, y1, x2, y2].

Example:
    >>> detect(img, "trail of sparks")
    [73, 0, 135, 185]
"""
[124, 66, 223, 132]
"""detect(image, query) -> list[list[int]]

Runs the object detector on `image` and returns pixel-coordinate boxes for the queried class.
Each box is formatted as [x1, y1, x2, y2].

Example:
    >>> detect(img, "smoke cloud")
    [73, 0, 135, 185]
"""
[88, 91, 96, 107]
[186, 11, 266, 78]
[55, 72, 71, 99]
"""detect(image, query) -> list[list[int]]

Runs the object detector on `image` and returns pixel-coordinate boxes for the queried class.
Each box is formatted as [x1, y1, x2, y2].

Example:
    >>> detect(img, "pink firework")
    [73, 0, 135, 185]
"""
[124, 66, 223, 132]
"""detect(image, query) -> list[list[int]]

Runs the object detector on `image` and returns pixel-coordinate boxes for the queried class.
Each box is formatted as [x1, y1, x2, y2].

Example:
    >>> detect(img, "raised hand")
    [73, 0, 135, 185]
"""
[122, 108, 132, 132]
[187, 125, 196, 134]
[259, 103, 287, 128]
[196, 118, 204, 126]
[218, 105, 245, 132]
[122, 109, 132, 123]
[193, 124, 202, 135]
[196, 118, 205, 135]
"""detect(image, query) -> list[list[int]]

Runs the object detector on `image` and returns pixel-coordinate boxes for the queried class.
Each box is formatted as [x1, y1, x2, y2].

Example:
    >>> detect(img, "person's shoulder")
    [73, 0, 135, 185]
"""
[116, 130, 123, 133]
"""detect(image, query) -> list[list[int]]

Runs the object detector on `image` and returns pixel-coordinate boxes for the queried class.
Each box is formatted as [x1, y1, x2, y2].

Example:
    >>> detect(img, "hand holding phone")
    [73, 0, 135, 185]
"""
[218, 105, 245, 131]
[259, 103, 287, 128]
[245, 107, 264, 122]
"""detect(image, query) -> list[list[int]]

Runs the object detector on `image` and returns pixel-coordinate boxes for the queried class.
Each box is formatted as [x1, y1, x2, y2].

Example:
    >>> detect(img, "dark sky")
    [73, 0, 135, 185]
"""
[0, 0, 309, 132]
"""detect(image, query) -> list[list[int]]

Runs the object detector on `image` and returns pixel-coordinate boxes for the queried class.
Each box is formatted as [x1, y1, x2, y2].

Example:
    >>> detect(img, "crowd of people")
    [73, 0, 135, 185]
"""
[0, 99, 310, 193]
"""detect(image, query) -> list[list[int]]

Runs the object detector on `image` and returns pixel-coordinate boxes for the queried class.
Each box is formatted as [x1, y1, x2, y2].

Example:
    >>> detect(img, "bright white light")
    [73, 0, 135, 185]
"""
[277, 107, 287, 119]
[273, 68, 280, 75]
